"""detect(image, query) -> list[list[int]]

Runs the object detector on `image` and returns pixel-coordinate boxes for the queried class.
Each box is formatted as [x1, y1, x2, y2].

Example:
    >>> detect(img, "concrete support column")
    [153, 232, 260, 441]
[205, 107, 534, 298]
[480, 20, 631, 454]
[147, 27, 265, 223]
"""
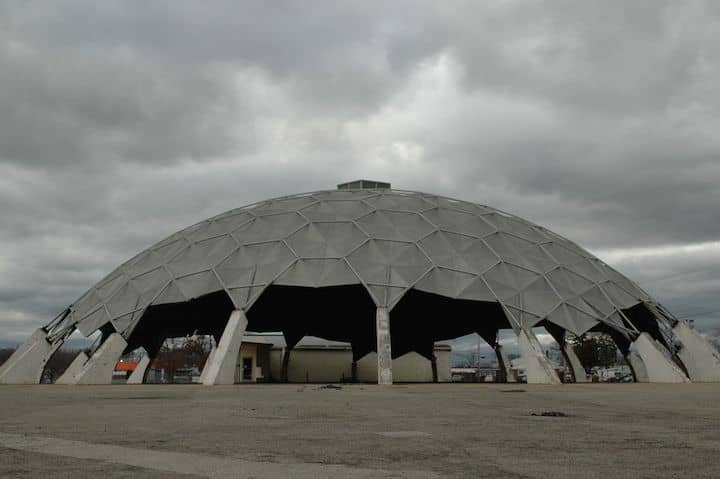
[126, 353, 151, 384]
[494, 344, 515, 383]
[0, 329, 63, 384]
[517, 329, 561, 384]
[632, 332, 689, 383]
[673, 322, 720, 382]
[563, 343, 588, 383]
[202, 310, 247, 385]
[198, 347, 217, 384]
[376, 307, 393, 385]
[351, 360, 358, 383]
[431, 355, 438, 383]
[55, 351, 90, 384]
[626, 351, 649, 382]
[72, 333, 128, 385]
[281, 348, 292, 383]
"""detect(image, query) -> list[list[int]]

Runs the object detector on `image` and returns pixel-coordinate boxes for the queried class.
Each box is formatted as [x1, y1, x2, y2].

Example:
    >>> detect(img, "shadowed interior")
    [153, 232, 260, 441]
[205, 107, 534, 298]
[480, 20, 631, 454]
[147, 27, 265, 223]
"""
[124, 285, 515, 364]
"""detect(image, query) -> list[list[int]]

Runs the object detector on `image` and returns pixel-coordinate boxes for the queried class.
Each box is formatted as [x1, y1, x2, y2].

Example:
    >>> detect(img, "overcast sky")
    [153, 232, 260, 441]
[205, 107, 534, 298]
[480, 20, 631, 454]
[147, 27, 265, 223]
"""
[1, 1, 719, 344]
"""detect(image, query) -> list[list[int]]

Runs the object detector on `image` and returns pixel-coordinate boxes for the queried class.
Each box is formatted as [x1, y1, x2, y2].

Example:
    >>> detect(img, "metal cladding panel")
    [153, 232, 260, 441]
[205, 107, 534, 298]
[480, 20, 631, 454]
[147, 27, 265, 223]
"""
[275, 259, 359, 287]
[546, 304, 601, 336]
[420, 231, 499, 274]
[356, 211, 435, 242]
[60, 188, 657, 339]
[287, 222, 367, 258]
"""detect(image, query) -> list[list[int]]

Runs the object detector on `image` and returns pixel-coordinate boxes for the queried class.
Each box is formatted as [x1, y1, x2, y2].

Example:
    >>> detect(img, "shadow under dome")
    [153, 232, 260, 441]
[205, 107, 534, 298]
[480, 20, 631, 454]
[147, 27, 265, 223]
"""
[124, 291, 235, 357]
[390, 289, 511, 359]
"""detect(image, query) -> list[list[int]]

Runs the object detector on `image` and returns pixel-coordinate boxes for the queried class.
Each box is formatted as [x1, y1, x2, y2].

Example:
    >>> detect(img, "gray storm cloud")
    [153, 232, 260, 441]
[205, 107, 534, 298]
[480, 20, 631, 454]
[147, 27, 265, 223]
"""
[1, 0, 719, 342]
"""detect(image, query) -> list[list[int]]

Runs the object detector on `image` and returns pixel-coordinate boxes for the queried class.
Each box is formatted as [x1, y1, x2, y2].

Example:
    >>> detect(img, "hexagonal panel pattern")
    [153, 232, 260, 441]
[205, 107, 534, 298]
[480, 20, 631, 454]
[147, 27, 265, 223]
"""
[61, 188, 655, 339]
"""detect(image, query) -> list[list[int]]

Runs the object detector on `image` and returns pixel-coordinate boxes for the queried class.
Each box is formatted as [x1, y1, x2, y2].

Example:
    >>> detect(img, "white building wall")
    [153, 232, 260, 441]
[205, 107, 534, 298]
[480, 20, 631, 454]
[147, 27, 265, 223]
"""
[287, 350, 353, 383]
[264, 346, 452, 383]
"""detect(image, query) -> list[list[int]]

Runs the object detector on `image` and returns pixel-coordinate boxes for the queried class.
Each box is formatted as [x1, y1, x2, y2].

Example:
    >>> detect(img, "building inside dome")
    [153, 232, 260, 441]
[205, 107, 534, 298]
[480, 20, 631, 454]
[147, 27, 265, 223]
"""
[2, 181, 719, 385]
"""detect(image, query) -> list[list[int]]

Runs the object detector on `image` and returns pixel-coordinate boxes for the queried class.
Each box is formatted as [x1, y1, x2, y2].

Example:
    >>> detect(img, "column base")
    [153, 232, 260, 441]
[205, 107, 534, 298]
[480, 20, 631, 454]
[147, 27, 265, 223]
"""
[55, 351, 90, 384]
[632, 333, 689, 383]
[673, 322, 720, 382]
[202, 310, 247, 385]
[518, 329, 561, 385]
[73, 333, 128, 385]
[0, 329, 62, 384]
[126, 353, 151, 384]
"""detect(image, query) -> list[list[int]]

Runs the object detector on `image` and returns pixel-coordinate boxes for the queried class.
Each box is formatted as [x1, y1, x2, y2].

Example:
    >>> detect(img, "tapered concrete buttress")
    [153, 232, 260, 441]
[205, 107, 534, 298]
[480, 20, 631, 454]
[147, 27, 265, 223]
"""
[202, 310, 247, 385]
[55, 351, 90, 384]
[632, 332, 689, 383]
[376, 307, 393, 385]
[563, 343, 588, 383]
[673, 322, 720, 382]
[198, 346, 217, 384]
[517, 329, 561, 384]
[126, 353, 151, 384]
[494, 344, 516, 383]
[73, 333, 128, 385]
[626, 352, 649, 382]
[0, 328, 62, 384]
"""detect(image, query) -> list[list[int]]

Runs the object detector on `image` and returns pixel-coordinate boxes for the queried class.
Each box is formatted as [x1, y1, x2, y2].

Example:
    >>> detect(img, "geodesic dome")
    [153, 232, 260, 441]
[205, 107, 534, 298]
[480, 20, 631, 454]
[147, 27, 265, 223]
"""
[46, 184, 671, 358]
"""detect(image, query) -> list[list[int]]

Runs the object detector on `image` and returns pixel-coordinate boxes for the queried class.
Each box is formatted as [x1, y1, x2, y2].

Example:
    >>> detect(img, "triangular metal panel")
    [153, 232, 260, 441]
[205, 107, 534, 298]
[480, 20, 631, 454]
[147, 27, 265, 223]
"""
[422, 208, 495, 238]
[94, 271, 129, 301]
[484, 232, 536, 261]
[106, 282, 141, 318]
[189, 213, 254, 241]
[580, 286, 617, 317]
[482, 213, 549, 244]
[482, 262, 540, 300]
[543, 242, 586, 266]
[565, 296, 602, 320]
[366, 284, 407, 308]
[175, 271, 223, 300]
[300, 200, 373, 221]
[151, 237, 191, 264]
[75, 307, 111, 336]
[274, 259, 360, 287]
[505, 277, 561, 318]
[364, 193, 434, 211]
[503, 305, 542, 329]
[511, 245, 558, 273]
[72, 290, 103, 322]
[124, 249, 161, 277]
[216, 242, 296, 287]
[131, 267, 171, 308]
[232, 212, 307, 244]
[413, 267, 477, 299]
[422, 196, 494, 215]
[166, 235, 238, 277]
[287, 222, 367, 258]
[152, 281, 188, 305]
[357, 211, 435, 242]
[347, 240, 431, 287]
[570, 259, 608, 283]
[420, 231, 498, 273]
[601, 281, 641, 309]
[600, 311, 627, 330]
[546, 267, 595, 298]
[251, 196, 318, 216]
[311, 190, 377, 200]
[111, 309, 144, 336]
[593, 262, 650, 301]
[546, 303, 600, 336]
[456, 276, 496, 302]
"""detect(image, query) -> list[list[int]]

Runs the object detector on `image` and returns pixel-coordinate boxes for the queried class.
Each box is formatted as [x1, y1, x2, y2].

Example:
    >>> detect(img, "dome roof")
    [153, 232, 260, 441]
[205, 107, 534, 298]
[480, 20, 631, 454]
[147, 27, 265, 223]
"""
[64, 187, 652, 340]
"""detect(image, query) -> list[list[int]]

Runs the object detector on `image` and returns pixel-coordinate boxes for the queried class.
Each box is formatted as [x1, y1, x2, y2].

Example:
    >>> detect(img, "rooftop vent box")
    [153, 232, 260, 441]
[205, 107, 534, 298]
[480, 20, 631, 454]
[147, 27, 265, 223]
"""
[337, 180, 391, 190]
